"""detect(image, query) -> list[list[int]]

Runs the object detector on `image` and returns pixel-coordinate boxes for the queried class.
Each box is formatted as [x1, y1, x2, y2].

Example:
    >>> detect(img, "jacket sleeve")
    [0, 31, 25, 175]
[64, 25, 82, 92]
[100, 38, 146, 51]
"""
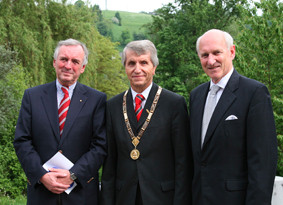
[14, 89, 47, 187]
[245, 85, 277, 205]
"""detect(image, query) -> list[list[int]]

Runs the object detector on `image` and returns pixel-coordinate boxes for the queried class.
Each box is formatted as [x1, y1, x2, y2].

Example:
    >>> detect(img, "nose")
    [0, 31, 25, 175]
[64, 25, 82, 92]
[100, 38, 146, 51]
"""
[207, 54, 216, 65]
[65, 60, 72, 69]
[134, 63, 142, 73]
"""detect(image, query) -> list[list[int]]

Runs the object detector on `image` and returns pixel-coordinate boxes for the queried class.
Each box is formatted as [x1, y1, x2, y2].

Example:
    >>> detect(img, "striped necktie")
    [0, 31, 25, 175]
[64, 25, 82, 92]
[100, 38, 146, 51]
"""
[135, 94, 145, 122]
[58, 87, 70, 136]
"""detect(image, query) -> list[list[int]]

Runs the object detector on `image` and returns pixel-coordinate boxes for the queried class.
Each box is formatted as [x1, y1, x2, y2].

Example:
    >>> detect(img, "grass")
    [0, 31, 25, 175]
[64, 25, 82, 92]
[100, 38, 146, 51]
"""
[0, 195, 26, 205]
[102, 10, 153, 43]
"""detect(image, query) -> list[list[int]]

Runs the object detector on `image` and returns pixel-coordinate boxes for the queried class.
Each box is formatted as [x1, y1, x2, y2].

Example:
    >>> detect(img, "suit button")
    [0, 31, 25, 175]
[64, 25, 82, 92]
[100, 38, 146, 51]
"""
[58, 150, 63, 154]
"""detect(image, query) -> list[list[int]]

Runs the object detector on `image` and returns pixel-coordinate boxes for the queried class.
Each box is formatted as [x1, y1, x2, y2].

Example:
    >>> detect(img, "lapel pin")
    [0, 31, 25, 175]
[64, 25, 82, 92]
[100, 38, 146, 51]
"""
[80, 100, 82, 102]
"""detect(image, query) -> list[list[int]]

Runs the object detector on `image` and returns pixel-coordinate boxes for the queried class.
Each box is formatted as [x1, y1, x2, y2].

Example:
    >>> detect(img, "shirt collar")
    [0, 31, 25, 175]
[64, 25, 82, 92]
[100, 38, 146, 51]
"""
[210, 67, 234, 89]
[131, 82, 153, 101]
[56, 79, 77, 97]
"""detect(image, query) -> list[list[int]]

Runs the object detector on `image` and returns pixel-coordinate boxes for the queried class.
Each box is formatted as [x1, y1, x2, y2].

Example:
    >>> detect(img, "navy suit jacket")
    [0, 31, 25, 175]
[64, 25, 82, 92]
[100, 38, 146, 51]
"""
[189, 70, 277, 205]
[14, 81, 107, 205]
[100, 83, 193, 205]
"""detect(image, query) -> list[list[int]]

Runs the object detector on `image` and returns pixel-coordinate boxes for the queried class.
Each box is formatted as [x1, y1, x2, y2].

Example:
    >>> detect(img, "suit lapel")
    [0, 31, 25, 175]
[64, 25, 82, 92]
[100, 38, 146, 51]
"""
[202, 70, 239, 150]
[193, 83, 210, 151]
[41, 81, 60, 142]
[126, 88, 138, 135]
[59, 82, 88, 144]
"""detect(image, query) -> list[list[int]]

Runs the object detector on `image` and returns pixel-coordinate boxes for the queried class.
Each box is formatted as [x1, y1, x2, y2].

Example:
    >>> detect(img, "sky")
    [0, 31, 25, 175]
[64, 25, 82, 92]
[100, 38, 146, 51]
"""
[69, 0, 176, 13]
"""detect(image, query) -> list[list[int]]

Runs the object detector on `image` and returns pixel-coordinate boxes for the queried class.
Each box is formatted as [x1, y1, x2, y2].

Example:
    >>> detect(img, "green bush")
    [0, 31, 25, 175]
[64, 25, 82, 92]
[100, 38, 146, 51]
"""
[0, 46, 30, 198]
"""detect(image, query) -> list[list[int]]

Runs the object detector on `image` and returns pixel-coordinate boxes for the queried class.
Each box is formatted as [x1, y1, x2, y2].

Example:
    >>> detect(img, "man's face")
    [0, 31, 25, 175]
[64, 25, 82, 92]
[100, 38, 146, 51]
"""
[198, 31, 235, 84]
[53, 45, 86, 87]
[125, 50, 156, 93]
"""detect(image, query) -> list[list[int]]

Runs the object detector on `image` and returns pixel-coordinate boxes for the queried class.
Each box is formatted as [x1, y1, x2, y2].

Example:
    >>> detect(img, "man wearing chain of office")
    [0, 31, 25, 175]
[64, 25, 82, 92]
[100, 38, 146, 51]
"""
[100, 40, 193, 205]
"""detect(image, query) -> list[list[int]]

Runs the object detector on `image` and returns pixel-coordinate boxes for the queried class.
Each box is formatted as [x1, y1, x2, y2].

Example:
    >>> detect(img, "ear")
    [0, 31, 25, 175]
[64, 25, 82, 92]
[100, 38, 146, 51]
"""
[230, 45, 236, 60]
[153, 66, 157, 75]
[53, 59, 56, 68]
[80, 65, 86, 73]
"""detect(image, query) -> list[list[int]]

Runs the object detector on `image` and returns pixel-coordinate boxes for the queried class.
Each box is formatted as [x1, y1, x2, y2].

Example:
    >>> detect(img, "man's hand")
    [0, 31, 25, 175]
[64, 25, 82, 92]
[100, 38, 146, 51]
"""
[49, 168, 74, 185]
[40, 169, 70, 194]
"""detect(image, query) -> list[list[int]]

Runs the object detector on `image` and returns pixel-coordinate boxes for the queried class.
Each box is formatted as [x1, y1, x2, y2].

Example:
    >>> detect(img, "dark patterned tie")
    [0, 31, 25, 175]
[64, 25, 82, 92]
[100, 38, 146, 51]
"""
[135, 94, 145, 122]
[58, 87, 70, 136]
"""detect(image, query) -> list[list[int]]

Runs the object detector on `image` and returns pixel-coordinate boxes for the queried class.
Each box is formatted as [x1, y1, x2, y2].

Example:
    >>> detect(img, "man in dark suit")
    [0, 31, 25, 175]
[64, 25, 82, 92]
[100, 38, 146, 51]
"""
[189, 29, 277, 205]
[100, 40, 193, 205]
[14, 39, 107, 204]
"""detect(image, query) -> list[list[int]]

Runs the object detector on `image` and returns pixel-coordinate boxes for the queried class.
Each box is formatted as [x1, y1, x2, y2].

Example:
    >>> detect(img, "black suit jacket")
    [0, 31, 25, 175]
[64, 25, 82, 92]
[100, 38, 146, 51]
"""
[100, 83, 193, 205]
[189, 70, 277, 205]
[14, 81, 107, 205]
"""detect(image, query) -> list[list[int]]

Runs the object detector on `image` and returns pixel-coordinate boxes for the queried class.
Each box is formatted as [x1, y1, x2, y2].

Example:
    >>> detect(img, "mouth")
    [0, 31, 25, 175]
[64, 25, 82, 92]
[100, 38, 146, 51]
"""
[62, 70, 72, 74]
[132, 75, 144, 78]
[208, 65, 220, 70]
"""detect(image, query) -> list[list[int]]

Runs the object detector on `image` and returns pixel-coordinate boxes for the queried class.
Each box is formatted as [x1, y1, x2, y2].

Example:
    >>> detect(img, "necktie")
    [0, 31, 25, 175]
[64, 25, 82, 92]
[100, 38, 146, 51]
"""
[201, 85, 221, 146]
[58, 87, 70, 136]
[135, 94, 145, 122]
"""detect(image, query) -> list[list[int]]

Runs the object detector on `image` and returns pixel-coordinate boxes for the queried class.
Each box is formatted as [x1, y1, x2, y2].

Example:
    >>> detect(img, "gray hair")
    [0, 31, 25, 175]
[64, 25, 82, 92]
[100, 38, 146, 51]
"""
[122, 40, 159, 67]
[53, 38, 89, 66]
[196, 29, 234, 53]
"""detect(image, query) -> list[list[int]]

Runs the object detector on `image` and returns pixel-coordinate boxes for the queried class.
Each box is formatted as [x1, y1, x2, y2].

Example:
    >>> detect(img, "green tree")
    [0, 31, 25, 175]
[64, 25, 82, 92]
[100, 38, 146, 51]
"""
[92, 4, 103, 22]
[93, 36, 128, 98]
[120, 30, 131, 47]
[115, 11, 122, 26]
[235, 0, 283, 175]
[97, 21, 114, 38]
[74, 0, 85, 8]
[133, 32, 148, 40]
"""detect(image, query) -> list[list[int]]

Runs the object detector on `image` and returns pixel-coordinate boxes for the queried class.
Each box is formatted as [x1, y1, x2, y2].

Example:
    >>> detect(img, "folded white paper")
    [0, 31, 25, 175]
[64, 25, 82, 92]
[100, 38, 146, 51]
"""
[43, 152, 77, 194]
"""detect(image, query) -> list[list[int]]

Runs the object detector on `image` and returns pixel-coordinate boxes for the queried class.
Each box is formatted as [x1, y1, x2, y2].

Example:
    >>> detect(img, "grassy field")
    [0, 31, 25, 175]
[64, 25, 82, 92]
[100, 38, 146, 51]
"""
[102, 10, 153, 43]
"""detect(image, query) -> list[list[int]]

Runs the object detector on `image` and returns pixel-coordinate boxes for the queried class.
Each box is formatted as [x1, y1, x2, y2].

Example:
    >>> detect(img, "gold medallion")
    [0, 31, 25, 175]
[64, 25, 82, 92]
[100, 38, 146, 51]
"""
[130, 149, 140, 160]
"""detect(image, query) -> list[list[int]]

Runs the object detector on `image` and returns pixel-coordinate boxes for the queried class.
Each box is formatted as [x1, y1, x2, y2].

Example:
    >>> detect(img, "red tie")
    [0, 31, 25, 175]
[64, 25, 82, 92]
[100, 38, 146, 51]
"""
[135, 94, 145, 122]
[58, 87, 70, 136]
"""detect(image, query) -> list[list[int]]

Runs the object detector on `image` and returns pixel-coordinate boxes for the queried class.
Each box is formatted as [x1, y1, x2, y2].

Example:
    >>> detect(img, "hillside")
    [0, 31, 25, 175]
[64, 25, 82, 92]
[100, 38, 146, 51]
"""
[102, 10, 153, 48]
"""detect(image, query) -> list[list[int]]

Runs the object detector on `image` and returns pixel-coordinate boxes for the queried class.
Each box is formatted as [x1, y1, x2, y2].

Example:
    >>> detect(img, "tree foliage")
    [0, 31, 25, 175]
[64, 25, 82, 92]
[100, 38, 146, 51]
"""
[0, 46, 30, 197]
[115, 11, 122, 26]
[120, 30, 131, 47]
[133, 32, 148, 40]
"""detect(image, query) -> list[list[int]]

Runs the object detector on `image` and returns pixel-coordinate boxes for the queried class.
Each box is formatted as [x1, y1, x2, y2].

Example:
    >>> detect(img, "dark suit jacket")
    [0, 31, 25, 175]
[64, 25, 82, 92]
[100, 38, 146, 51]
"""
[14, 81, 107, 205]
[100, 83, 193, 205]
[189, 70, 277, 205]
